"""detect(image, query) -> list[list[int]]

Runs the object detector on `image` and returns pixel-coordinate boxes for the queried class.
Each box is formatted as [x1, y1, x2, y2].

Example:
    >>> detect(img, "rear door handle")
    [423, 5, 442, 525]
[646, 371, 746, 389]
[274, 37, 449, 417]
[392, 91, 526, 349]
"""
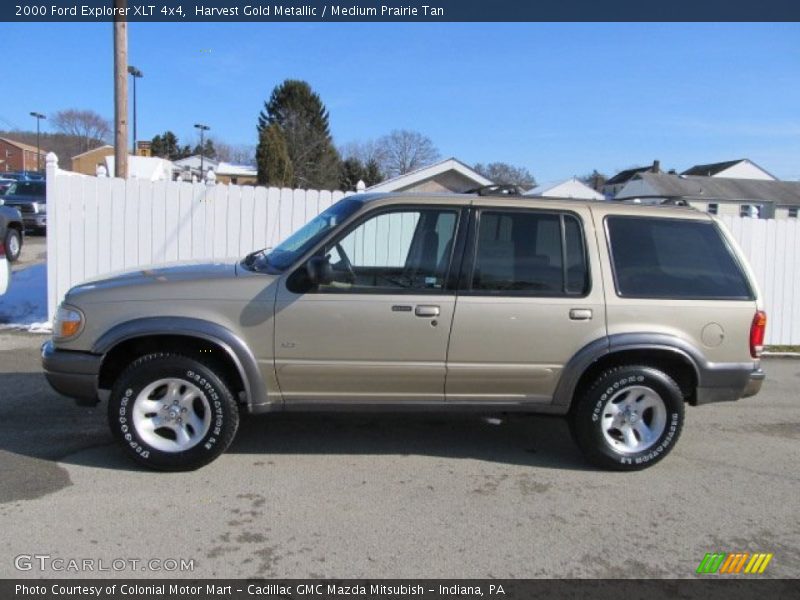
[415, 305, 440, 317]
[569, 308, 593, 321]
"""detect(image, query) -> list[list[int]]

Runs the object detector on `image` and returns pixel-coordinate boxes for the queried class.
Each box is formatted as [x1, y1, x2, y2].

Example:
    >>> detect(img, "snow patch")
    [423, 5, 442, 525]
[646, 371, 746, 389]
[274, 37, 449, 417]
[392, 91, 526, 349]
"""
[0, 264, 48, 332]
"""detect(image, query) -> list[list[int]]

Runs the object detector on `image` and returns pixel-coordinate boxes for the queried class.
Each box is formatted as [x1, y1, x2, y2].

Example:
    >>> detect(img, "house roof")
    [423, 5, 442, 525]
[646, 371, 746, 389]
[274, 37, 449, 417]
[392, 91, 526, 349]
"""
[0, 137, 45, 154]
[681, 159, 745, 177]
[605, 166, 652, 186]
[524, 177, 605, 201]
[618, 172, 800, 207]
[365, 157, 492, 192]
[680, 158, 776, 179]
[216, 162, 256, 177]
[71, 144, 114, 160]
[173, 155, 219, 169]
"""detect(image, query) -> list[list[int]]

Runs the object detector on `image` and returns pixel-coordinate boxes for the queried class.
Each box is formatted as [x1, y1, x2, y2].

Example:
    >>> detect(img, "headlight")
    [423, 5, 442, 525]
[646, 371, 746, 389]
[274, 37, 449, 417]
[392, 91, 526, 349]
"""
[54, 304, 84, 340]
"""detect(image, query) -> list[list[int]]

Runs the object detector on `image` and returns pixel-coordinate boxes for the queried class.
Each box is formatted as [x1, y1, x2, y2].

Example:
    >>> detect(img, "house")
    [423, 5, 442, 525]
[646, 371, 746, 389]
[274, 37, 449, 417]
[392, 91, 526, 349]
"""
[71, 145, 115, 176]
[603, 161, 663, 198]
[365, 158, 492, 193]
[524, 178, 604, 201]
[103, 155, 175, 181]
[681, 159, 776, 180]
[615, 172, 800, 219]
[173, 155, 218, 181]
[0, 137, 47, 173]
[215, 162, 257, 185]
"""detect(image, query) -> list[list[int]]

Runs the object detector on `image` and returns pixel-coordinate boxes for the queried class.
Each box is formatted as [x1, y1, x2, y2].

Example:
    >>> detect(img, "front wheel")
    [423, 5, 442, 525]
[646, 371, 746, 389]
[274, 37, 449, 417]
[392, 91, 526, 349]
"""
[570, 366, 684, 471]
[4, 228, 21, 262]
[108, 353, 240, 471]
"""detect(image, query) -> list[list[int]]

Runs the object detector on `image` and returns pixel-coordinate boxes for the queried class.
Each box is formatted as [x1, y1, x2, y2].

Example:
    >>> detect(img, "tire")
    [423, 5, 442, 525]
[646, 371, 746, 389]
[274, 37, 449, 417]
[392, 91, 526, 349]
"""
[4, 228, 21, 263]
[570, 366, 684, 471]
[108, 353, 240, 471]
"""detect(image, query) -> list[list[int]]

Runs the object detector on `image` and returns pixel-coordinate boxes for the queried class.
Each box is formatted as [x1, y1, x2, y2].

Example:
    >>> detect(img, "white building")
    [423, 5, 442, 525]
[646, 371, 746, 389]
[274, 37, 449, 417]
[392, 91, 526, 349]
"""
[366, 158, 492, 193]
[525, 178, 604, 201]
[681, 159, 776, 181]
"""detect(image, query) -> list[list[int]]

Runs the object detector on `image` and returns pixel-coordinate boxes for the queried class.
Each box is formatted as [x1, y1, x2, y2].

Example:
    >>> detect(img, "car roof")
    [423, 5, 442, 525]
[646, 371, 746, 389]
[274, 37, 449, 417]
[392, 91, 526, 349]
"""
[357, 192, 710, 221]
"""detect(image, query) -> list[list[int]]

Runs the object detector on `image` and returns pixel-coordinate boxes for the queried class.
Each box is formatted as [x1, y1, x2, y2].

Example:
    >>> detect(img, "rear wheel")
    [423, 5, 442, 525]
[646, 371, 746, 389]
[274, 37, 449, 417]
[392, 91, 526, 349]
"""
[108, 353, 239, 471]
[4, 228, 21, 262]
[570, 366, 684, 470]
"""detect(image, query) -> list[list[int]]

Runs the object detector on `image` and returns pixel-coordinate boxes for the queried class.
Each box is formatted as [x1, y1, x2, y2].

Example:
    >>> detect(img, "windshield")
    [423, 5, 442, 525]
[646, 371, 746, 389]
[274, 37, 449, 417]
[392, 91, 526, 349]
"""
[242, 196, 364, 273]
[5, 181, 45, 197]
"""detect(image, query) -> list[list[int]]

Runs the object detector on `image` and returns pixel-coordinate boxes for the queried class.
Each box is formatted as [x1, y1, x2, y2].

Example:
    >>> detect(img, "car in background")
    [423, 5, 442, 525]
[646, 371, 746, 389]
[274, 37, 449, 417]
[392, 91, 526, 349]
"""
[0, 204, 23, 263]
[0, 180, 46, 233]
[0, 178, 14, 194]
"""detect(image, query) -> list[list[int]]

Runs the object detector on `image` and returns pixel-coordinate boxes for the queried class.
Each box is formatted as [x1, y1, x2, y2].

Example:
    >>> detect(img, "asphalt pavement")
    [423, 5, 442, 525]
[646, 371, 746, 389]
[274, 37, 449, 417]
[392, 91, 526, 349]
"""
[0, 331, 798, 579]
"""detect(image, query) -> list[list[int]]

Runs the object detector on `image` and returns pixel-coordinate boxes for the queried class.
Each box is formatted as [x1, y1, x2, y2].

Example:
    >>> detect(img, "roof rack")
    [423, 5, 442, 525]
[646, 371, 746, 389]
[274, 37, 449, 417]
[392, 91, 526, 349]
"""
[465, 184, 523, 196]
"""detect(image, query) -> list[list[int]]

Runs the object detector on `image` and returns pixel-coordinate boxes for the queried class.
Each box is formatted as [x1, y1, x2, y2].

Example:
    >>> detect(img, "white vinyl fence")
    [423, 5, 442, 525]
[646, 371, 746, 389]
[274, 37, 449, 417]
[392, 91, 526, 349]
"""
[720, 215, 800, 346]
[45, 153, 348, 322]
[45, 153, 800, 344]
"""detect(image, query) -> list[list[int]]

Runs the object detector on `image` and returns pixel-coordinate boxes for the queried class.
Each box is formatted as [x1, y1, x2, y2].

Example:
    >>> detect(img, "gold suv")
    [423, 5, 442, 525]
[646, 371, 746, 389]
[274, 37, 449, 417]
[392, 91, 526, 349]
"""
[43, 193, 765, 470]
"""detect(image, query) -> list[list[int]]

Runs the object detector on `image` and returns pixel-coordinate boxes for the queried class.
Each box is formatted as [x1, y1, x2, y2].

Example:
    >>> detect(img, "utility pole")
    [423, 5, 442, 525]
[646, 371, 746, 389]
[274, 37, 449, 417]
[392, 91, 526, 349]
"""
[113, 0, 128, 178]
[127, 65, 143, 154]
[29, 112, 46, 172]
[194, 123, 210, 178]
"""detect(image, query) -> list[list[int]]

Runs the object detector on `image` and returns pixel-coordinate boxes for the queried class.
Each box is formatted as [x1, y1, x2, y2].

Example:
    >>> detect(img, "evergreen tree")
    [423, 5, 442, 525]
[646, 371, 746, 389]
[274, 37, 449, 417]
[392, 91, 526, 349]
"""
[257, 79, 340, 189]
[339, 157, 366, 191]
[257, 123, 293, 186]
[150, 131, 193, 161]
[363, 159, 383, 187]
[193, 138, 217, 160]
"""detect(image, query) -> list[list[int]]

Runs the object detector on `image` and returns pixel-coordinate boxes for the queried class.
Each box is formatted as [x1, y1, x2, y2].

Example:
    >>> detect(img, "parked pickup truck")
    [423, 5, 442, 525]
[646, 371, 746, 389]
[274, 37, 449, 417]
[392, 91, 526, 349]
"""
[42, 193, 765, 471]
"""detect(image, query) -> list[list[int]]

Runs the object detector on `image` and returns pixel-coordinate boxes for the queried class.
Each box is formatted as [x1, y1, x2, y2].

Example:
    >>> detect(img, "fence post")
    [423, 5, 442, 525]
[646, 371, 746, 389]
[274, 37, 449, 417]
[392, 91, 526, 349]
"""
[45, 152, 59, 325]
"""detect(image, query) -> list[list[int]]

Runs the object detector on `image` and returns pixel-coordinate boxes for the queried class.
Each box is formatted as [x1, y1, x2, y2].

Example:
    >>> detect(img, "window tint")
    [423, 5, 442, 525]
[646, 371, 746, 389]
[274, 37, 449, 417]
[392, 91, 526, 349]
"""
[472, 211, 588, 295]
[317, 208, 458, 293]
[607, 216, 752, 299]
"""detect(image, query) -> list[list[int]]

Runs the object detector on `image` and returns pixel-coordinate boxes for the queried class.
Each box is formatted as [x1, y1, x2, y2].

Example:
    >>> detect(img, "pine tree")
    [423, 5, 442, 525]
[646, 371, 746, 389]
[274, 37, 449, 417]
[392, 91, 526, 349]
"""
[257, 79, 340, 189]
[257, 123, 293, 187]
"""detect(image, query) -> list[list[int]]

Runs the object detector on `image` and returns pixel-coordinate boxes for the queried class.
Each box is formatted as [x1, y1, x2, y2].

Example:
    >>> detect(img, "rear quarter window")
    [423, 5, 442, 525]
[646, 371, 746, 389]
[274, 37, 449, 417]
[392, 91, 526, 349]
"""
[606, 216, 753, 300]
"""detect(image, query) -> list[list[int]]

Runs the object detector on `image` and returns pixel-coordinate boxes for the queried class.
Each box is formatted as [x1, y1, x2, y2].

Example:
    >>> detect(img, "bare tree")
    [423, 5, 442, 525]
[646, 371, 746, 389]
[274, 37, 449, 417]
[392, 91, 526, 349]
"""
[474, 162, 536, 189]
[213, 138, 256, 165]
[51, 109, 112, 153]
[339, 139, 386, 167]
[375, 130, 440, 178]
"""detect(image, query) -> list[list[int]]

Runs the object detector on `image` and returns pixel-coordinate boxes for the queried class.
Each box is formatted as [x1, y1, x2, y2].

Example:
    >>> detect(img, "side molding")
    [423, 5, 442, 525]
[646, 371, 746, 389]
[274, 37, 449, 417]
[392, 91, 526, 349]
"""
[92, 317, 269, 410]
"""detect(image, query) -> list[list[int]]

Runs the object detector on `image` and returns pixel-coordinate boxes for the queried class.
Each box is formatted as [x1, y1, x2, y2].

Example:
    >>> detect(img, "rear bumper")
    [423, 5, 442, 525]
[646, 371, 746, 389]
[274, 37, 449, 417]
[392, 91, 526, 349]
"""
[41, 341, 101, 405]
[741, 368, 765, 398]
[695, 366, 765, 405]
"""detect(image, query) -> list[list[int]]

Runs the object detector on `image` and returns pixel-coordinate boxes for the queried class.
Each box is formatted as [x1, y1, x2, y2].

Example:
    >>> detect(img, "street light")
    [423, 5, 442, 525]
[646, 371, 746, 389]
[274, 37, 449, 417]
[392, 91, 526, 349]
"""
[127, 65, 143, 154]
[194, 123, 210, 177]
[29, 111, 46, 172]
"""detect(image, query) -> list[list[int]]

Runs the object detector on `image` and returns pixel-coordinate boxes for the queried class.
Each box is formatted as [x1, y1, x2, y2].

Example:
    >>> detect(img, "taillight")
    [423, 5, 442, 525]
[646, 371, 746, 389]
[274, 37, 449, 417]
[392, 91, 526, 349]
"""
[0, 240, 5, 258]
[750, 311, 767, 358]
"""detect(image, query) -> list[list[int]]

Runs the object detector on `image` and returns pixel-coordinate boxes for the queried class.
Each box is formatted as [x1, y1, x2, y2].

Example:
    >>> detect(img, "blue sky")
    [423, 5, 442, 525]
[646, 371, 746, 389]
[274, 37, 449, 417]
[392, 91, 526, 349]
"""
[3, 22, 799, 181]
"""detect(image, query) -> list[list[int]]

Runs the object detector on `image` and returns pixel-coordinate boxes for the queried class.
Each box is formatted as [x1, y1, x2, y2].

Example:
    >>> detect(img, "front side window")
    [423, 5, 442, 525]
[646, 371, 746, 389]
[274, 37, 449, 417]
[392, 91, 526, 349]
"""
[471, 210, 588, 296]
[607, 216, 752, 300]
[307, 207, 459, 293]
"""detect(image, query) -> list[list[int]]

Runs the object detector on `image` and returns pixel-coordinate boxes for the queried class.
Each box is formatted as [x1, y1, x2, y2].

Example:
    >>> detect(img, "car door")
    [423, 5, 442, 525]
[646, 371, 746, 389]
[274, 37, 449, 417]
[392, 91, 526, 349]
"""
[274, 204, 464, 404]
[446, 204, 606, 404]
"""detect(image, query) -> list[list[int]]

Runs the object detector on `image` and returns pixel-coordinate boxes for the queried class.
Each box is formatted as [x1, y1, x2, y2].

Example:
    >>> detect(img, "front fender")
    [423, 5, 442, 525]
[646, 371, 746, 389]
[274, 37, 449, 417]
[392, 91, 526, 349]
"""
[92, 316, 270, 411]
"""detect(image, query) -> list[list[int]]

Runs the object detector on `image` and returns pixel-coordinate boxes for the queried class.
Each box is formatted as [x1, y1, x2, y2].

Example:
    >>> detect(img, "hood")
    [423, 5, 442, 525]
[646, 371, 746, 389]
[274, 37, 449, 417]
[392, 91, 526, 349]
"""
[65, 260, 274, 304]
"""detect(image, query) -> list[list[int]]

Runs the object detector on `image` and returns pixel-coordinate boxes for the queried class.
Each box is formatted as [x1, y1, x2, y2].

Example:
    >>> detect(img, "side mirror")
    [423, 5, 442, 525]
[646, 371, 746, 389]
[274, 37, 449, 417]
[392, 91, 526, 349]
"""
[306, 256, 333, 285]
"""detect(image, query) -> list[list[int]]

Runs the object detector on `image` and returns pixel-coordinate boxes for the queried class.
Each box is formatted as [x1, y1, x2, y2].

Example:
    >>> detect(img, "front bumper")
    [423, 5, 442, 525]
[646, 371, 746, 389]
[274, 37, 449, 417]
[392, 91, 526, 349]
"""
[22, 214, 46, 230]
[41, 341, 101, 405]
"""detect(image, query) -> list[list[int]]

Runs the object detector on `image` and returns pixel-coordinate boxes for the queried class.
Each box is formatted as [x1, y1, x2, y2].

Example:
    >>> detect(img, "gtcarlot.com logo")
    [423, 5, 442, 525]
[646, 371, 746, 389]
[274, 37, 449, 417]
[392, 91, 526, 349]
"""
[14, 554, 195, 573]
[696, 552, 773, 574]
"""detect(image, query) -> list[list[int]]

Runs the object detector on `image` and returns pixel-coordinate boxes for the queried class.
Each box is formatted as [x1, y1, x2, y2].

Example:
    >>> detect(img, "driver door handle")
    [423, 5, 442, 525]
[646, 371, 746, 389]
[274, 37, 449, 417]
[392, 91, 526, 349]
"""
[415, 305, 440, 317]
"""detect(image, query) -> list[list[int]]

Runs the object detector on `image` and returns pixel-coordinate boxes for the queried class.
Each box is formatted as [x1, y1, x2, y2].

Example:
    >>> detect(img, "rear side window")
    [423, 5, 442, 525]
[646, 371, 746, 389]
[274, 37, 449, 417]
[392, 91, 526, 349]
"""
[471, 210, 589, 296]
[606, 216, 752, 299]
